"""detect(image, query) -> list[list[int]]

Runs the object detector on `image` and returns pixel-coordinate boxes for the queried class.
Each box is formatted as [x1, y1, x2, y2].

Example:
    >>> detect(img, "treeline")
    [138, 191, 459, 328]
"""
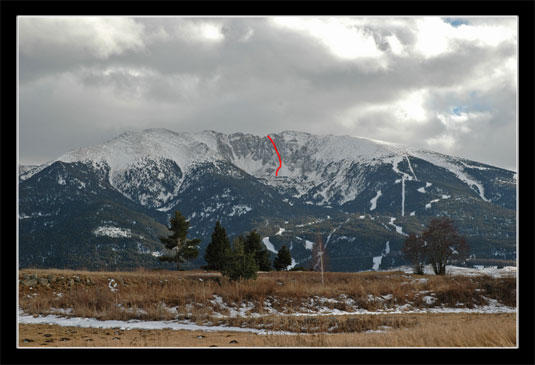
[160, 211, 472, 278]
[158, 211, 292, 280]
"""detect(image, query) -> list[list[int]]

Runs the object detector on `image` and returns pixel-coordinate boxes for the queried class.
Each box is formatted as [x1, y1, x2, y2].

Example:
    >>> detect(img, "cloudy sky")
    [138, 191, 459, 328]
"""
[18, 16, 517, 171]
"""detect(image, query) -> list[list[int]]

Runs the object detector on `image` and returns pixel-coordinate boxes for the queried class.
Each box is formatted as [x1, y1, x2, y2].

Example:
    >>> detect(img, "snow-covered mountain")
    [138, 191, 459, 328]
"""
[18, 129, 516, 271]
[23, 128, 515, 210]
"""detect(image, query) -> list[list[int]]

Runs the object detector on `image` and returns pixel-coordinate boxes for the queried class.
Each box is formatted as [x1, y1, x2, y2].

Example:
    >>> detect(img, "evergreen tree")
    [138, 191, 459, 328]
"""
[204, 221, 231, 271]
[222, 236, 258, 281]
[243, 230, 272, 271]
[273, 245, 292, 271]
[158, 211, 201, 271]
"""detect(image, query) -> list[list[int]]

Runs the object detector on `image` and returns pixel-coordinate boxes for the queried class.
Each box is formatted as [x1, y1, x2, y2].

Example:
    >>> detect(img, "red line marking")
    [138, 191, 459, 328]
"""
[267, 135, 282, 177]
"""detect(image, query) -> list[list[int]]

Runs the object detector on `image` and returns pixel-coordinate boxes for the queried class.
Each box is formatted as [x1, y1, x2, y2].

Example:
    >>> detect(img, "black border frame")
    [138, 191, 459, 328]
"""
[2, 1, 534, 364]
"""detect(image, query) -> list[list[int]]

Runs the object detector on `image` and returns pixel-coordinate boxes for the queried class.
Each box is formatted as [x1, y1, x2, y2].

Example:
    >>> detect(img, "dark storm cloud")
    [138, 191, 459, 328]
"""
[18, 16, 517, 171]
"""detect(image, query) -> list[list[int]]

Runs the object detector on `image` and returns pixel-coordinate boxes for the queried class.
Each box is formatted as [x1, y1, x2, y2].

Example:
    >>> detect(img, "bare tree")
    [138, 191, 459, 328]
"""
[422, 217, 469, 275]
[403, 232, 427, 275]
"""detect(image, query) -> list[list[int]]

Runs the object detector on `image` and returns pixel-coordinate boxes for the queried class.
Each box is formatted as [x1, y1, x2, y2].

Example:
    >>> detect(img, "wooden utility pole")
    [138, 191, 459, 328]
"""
[315, 233, 325, 286]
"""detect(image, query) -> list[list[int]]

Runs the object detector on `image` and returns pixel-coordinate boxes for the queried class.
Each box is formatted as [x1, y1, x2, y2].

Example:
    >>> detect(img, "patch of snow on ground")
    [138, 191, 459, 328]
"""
[304, 240, 314, 250]
[229, 205, 252, 216]
[108, 279, 118, 292]
[19, 294, 515, 334]
[412, 151, 489, 202]
[372, 241, 390, 271]
[18, 310, 294, 335]
[295, 218, 325, 228]
[401, 175, 406, 216]
[287, 258, 297, 270]
[365, 326, 392, 334]
[372, 256, 383, 271]
[395, 264, 516, 278]
[93, 226, 132, 238]
[50, 307, 73, 315]
[262, 237, 277, 254]
[275, 227, 285, 236]
[406, 155, 417, 180]
[370, 190, 382, 211]
[388, 217, 407, 236]
[411, 278, 428, 284]
[425, 199, 440, 209]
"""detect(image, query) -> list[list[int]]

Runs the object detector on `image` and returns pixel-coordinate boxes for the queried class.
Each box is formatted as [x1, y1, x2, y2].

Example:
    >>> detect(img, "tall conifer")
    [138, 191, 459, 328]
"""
[222, 236, 258, 281]
[243, 230, 272, 271]
[204, 221, 231, 271]
[159, 211, 200, 270]
[273, 245, 292, 271]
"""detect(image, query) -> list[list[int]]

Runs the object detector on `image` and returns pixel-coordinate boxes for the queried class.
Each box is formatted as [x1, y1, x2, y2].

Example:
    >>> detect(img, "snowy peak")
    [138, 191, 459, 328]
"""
[58, 128, 220, 173]
[46, 128, 515, 211]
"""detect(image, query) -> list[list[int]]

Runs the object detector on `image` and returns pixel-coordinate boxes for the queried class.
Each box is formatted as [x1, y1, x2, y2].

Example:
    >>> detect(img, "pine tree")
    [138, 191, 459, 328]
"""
[273, 245, 292, 271]
[204, 221, 231, 271]
[222, 236, 258, 281]
[158, 211, 201, 271]
[243, 230, 272, 271]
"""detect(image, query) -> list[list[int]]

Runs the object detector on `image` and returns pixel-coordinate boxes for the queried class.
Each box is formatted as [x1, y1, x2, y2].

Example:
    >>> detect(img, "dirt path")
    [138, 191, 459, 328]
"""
[19, 323, 283, 347]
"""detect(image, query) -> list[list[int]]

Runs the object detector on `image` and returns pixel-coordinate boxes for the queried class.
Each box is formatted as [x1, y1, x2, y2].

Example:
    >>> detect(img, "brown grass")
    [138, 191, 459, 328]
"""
[18, 268, 516, 348]
[182, 313, 415, 334]
[19, 313, 516, 347]
[19, 269, 516, 322]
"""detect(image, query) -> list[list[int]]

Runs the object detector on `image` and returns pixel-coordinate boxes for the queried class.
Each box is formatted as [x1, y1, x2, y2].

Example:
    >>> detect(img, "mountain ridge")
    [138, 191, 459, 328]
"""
[18, 128, 516, 271]
[21, 129, 514, 210]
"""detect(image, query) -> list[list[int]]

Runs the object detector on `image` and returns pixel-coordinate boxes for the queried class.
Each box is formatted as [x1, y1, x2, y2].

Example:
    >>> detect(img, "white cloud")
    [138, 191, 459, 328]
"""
[428, 110, 493, 152]
[427, 134, 456, 149]
[385, 33, 405, 56]
[173, 20, 225, 43]
[437, 110, 492, 133]
[271, 17, 385, 64]
[412, 17, 517, 59]
[338, 89, 429, 128]
[413, 18, 457, 58]
[394, 90, 429, 122]
[18, 16, 517, 171]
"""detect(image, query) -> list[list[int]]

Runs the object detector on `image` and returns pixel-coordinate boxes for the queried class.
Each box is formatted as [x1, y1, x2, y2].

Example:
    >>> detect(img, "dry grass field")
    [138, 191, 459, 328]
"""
[19, 313, 516, 347]
[18, 268, 516, 347]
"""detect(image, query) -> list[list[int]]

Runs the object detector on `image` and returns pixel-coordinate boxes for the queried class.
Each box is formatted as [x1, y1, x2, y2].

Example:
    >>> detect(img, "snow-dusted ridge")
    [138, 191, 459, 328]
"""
[22, 128, 513, 210]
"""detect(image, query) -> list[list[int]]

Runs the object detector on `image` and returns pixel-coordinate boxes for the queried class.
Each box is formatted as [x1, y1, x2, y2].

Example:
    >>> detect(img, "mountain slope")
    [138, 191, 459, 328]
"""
[18, 129, 516, 270]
